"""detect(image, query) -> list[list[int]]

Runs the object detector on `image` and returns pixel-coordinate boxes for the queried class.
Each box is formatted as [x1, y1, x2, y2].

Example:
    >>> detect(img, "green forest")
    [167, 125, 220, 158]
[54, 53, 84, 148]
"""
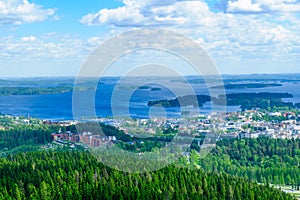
[196, 137, 300, 188]
[0, 151, 296, 200]
[0, 121, 299, 199]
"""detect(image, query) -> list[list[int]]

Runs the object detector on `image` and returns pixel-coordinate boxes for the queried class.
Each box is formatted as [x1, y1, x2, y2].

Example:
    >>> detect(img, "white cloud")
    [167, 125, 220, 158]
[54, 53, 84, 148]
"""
[21, 35, 36, 42]
[260, 0, 300, 11]
[1, 0, 299, 75]
[81, 0, 212, 27]
[227, 0, 262, 12]
[226, 0, 300, 13]
[79, 0, 300, 48]
[0, 33, 108, 76]
[1, 34, 91, 60]
[79, 0, 300, 74]
[0, 0, 55, 25]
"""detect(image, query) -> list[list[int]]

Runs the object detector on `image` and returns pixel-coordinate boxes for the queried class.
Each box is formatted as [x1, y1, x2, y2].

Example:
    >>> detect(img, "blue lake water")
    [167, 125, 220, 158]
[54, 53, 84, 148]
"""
[0, 81, 299, 120]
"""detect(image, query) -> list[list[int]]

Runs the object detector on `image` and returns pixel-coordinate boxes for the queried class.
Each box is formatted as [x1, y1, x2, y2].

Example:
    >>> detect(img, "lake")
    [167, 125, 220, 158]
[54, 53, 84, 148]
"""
[0, 77, 299, 120]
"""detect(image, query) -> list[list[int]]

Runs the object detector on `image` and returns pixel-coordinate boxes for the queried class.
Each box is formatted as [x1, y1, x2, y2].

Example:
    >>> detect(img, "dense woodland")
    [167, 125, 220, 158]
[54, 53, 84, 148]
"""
[0, 126, 55, 151]
[0, 121, 300, 199]
[197, 137, 300, 189]
[0, 151, 295, 200]
[1, 122, 300, 188]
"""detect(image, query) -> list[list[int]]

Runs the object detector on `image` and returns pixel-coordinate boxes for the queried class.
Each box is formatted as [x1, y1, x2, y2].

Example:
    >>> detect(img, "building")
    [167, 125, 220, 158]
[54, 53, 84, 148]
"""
[239, 131, 260, 139]
[52, 133, 69, 141]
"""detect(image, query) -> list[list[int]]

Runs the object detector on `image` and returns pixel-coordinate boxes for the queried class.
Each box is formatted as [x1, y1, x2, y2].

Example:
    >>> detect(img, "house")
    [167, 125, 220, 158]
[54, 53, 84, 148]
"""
[220, 133, 238, 139]
[239, 132, 260, 139]
[269, 112, 282, 117]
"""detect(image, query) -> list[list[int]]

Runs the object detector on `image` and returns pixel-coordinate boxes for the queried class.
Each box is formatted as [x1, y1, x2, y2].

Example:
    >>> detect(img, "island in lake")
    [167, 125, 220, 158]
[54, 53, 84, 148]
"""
[217, 92, 293, 110]
[0, 86, 73, 96]
[0, 86, 94, 96]
[118, 85, 162, 91]
[150, 87, 162, 91]
[148, 95, 212, 107]
[148, 92, 294, 110]
[211, 83, 282, 89]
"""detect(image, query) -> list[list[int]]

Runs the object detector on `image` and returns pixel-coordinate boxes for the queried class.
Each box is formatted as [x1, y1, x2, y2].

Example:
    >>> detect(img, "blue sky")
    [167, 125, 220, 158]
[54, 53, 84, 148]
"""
[1, 0, 300, 77]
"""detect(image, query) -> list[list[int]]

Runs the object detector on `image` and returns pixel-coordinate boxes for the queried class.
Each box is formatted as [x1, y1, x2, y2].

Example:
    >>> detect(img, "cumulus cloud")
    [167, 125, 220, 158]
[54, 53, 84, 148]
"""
[226, 0, 300, 13]
[80, 0, 300, 49]
[79, 0, 300, 73]
[80, 0, 300, 30]
[1, 0, 298, 75]
[0, 0, 55, 25]
[227, 0, 262, 12]
[81, 0, 212, 27]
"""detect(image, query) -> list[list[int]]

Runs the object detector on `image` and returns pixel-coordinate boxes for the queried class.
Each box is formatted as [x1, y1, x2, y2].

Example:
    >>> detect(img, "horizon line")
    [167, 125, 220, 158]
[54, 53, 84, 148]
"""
[1, 72, 300, 79]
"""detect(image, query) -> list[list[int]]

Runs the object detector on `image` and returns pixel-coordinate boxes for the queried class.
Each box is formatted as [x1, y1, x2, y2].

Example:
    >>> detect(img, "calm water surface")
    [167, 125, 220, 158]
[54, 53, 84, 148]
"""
[0, 81, 299, 120]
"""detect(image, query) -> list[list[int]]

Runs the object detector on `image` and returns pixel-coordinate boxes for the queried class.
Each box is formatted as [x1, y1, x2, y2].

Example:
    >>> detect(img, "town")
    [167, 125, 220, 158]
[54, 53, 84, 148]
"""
[50, 108, 300, 150]
[96, 109, 300, 142]
[1, 108, 300, 150]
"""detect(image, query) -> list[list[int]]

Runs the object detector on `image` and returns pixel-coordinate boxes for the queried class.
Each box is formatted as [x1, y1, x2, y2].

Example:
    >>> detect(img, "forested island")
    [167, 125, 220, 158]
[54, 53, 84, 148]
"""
[0, 86, 94, 96]
[0, 86, 73, 96]
[148, 95, 212, 107]
[211, 83, 282, 89]
[218, 92, 294, 110]
[151, 87, 162, 91]
[148, 92, 294, 110]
